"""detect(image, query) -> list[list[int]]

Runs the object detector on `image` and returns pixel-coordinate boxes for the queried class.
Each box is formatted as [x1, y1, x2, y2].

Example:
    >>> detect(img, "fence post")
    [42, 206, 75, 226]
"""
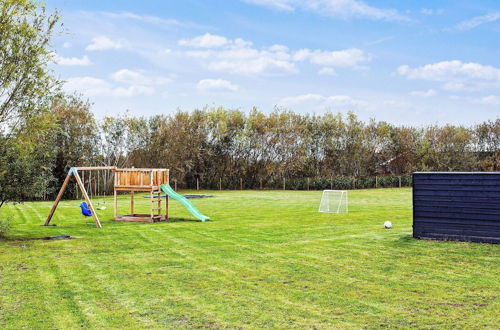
[307, 178, 310, 191]
[240, 177, 243, 190]
[260, 178, 263, 190]
[197, 178, 199, 191]
[219, 177, 222, 191]
[174, 178, 177, 191]
[353, 177, 356, 190]
[399, 176, 401, 188]
[283, 178, 286, 190]
[330, 177, 333, 190]
[375, 176, 378, 188]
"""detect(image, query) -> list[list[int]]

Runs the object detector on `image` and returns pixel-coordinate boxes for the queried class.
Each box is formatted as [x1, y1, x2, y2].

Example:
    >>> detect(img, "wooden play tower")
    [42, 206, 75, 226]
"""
[45, 167, 169, 228]
[114, 168, 169, 223]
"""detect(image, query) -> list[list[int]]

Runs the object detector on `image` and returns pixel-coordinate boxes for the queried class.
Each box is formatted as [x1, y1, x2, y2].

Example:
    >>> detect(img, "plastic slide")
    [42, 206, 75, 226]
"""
[160, 184, 210, 221]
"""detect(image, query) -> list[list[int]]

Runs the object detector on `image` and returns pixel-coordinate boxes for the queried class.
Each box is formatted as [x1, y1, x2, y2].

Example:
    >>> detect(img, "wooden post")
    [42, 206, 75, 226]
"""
[375, 176, 378, 188]
[197, 178, 199, 190]
[74, 170, 101, 228]
[330, 177, 333, 190]
[174, 179, 177, 191]
[150, 188, 154, 220]
[219, 177, 222, 191]
[131, 191, 135, 214]
[307, 178, 310, 191]
[81, 170, 86, 201]
[283, 178, 286, 190]
[165, 192, 168, 220]
[165, 170, 169, 220]
[240, 178, 243, 190]
[399, 176, 402, 188]
[44, 173, 72, 226]
[260, 178, 263, 190]
[114, 173, 118, 219]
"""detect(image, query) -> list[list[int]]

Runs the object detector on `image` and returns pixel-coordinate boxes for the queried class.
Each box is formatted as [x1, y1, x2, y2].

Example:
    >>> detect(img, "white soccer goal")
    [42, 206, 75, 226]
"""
[318, 190, 348, 214]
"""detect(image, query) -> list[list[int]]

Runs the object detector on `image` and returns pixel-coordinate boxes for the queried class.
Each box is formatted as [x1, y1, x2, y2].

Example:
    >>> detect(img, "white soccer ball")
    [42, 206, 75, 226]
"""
[384, 221, 392, 229]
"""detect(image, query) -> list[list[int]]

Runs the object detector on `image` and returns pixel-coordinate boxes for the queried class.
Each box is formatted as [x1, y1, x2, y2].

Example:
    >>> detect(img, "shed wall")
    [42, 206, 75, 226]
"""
[413, 172, 500, 244]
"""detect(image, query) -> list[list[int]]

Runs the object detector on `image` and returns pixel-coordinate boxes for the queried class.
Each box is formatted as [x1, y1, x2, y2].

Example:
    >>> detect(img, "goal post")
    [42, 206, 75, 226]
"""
[318, 190, 348, 214]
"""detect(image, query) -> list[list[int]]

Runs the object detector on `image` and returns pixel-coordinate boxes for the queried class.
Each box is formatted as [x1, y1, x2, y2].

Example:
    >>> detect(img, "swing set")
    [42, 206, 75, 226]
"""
[44, 166, 170, 228]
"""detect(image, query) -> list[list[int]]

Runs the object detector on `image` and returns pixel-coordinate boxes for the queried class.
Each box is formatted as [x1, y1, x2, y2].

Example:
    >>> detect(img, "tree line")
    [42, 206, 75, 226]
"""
[48, 104, 499, 193]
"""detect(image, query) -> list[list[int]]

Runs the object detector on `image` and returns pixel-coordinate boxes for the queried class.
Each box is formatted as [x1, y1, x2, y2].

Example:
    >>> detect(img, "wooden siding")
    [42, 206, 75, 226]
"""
[413, 172, 500, 244]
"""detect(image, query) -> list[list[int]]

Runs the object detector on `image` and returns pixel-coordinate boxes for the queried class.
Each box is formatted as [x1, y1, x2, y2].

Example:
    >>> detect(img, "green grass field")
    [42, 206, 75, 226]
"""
[0, 188, 498, 328]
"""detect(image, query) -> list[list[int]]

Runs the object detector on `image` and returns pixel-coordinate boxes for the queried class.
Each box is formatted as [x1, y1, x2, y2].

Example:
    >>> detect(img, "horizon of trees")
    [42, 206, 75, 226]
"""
[44, 102, 499, 196]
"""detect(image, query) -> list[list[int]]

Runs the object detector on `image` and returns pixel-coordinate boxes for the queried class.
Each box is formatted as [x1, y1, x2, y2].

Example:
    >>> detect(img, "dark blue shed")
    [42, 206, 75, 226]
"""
[413, 172, 500, 244]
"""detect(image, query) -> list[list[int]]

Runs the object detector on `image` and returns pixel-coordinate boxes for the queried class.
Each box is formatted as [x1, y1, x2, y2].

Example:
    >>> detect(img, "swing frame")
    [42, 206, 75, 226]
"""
[44, 167, 116, 228]
[44, 166, 170, 228]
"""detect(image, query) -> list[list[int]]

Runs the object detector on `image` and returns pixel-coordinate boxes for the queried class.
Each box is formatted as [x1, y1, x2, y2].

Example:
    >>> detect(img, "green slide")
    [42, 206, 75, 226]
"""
[160, 184, 210, 221]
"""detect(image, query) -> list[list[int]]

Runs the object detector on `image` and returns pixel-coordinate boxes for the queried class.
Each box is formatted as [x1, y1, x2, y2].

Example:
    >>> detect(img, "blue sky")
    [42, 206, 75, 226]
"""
[48, 0, 500, 124]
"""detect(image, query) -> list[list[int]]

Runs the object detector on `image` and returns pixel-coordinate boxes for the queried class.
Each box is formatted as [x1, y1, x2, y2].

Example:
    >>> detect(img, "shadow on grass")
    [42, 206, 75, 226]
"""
[398, 234, 414, 243]
[0, 235, 73, 242]
[164, 217, 208, 223]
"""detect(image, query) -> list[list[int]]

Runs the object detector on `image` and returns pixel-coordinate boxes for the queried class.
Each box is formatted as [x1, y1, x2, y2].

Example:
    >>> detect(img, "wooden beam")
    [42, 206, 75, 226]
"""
[114, 171, 118, 219]
[115, 168, 168, 172]
[131, 191, 135, 214]
[114, 185, 163, 189]
[114, 189, 117, 219]
[44, 173, 72, 226]
[74, 170, 102, 228]
[150, 188, 154, 219]
[74, 166, 117, 171]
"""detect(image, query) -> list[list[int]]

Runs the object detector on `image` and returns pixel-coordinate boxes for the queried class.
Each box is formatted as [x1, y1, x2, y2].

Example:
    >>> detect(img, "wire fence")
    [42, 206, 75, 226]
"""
[173, 175, 413, 191]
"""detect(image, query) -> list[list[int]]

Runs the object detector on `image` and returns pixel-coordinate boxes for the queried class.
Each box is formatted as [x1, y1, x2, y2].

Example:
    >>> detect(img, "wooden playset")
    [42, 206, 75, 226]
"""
[44, 167, 170, 228]
[114, 168, 169, 223]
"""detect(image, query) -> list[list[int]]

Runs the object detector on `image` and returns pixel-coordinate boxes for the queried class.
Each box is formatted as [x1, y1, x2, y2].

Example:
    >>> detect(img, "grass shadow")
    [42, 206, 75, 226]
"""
[397, 234, 414, 243]
[164, 217, 208, 223]
[0, 235, 73, 242]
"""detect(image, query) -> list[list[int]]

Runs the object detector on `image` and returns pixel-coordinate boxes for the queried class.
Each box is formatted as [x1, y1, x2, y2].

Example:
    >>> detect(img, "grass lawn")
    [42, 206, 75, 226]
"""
[0, 188, 498, 328]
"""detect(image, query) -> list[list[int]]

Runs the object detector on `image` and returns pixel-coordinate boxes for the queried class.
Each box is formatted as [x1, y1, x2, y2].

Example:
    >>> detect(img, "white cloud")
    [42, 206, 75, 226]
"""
[294, 48, 371, 68]
[182, 35, 297, 75]
[103, 11, 182, 26]
[456, 12, 500, 31]
[197, 79, 239, 92]
[278, 93, 367, 111]
[398, 60, 500, 91]
[268, 44, 290, 52]
[182, 33, 370, 75]
[410, 89, 436, 97]
[318, 67, 337, 75]
[54, 54, 91, 66]
[469, 95, 500, 105]
[63, 42, 72, 48]
[420, 8, 443, 15]
[111, 69, 171, 85]
[208, 57, 297, 75]
[157, 49, 172, 56]
[243, 0, 410, 22]
[243, 0, 294, 11]
[86, 36, 128, 51]
[449, 95, 500, 106]
[65, 76, 154, 97]
[179, 33, 229, 48]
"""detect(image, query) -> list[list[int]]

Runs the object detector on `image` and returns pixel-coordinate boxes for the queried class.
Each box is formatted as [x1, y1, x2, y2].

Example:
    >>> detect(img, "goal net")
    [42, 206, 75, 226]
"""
[318, 190, 348, 214]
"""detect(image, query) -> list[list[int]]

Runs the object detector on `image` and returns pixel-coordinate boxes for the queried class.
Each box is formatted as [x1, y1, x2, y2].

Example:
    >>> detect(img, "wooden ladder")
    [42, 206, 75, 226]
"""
[150, 188, 163, 220]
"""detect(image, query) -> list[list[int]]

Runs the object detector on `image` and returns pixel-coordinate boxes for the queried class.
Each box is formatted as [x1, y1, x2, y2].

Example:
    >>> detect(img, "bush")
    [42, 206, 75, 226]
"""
[0, 218, 11, 238]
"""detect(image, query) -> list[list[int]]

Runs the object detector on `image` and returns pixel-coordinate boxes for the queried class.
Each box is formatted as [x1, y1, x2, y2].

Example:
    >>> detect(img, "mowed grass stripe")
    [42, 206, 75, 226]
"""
[1, 188, 499, 328]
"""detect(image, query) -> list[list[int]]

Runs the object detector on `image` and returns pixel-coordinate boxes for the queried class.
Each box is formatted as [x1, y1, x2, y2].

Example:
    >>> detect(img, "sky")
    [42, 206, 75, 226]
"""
[47, 0, 500, 125]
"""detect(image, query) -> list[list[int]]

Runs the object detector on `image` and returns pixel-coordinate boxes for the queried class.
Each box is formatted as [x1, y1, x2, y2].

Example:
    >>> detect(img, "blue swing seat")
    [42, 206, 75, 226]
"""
[80, 201, 92, 217]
